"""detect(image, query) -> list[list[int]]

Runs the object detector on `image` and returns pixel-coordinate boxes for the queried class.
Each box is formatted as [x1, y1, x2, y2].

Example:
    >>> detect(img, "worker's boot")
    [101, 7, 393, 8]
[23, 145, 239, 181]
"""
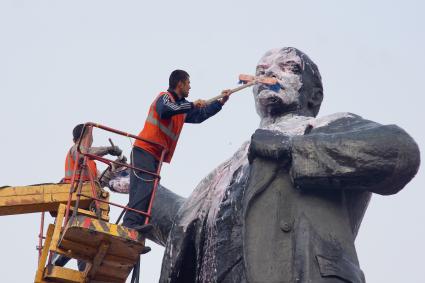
[131, 224, 153, 254]
[141, 246, 151, 254]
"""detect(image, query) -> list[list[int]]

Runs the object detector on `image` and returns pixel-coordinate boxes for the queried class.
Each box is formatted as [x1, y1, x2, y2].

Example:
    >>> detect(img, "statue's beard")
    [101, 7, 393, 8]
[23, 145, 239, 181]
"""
[256, 89, 299, 117]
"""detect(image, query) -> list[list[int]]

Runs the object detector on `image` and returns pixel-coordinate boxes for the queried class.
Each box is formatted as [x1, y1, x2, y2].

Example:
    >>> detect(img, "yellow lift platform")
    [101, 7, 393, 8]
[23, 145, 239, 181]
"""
[36, 204, 146, 283]
[0, 122, 165, 283]
[0, 183, 146, 283]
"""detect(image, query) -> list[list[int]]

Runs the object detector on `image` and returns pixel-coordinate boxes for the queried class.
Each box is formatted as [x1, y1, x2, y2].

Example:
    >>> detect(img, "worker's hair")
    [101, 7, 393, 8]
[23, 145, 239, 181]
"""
[72, 124, 85, 142]
[169, 70, 189, 89]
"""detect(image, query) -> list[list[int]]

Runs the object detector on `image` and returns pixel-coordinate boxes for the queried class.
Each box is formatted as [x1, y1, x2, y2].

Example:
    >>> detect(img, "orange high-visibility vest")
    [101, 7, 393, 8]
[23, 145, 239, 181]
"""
[134, 92, 186, 163]
[63, 148, 98, 183]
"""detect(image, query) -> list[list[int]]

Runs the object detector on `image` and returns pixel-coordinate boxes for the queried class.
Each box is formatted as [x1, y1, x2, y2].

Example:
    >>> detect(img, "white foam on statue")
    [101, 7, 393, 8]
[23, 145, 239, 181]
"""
[254, 48, 304, 119]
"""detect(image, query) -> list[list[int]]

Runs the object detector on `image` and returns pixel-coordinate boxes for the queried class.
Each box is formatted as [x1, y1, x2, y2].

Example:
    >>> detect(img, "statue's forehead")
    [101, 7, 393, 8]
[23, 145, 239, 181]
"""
[257, 48, 302, 66]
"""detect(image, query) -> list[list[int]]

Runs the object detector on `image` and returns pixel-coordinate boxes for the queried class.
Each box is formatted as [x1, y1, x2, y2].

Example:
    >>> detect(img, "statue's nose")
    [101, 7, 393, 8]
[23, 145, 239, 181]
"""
[265, 71, 278, 78]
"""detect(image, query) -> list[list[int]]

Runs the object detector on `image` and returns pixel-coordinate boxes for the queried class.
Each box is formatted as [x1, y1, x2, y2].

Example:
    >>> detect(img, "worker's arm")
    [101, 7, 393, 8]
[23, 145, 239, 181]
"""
[185, 101, 222, 124]
[86, 146, 112, 157]
[156, 93, 193, 119]
[148, 184, 186, 247]
[71, 145, 122, 160]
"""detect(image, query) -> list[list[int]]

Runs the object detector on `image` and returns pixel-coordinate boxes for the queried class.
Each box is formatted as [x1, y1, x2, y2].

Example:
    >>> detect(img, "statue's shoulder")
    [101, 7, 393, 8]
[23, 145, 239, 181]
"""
[311, 112, 380, 134]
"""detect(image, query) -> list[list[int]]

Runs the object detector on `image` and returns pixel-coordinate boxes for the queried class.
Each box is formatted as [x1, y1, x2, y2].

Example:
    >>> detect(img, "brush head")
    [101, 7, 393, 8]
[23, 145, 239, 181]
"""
[239, 74, 278, 85]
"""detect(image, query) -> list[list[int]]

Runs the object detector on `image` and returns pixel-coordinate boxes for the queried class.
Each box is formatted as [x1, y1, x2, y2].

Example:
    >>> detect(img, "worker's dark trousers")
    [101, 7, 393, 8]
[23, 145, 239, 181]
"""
[122, 146, 159, 228]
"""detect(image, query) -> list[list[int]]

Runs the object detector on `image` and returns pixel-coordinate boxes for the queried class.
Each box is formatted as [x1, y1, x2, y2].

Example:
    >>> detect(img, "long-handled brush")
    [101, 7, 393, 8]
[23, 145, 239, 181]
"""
[207, 74, 279, 104]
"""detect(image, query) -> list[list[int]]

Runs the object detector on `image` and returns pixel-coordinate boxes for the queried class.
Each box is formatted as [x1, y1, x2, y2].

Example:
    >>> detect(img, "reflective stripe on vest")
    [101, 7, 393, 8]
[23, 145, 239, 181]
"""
[146, 111, 179, 141]
[65, 153, 74, 178]
[64, 149, 97, 182]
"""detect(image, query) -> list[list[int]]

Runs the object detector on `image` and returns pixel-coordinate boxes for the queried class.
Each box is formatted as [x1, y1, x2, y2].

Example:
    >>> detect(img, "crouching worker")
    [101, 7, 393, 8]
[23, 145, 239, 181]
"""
[54, 123, 124, 271]
[63, 123, 123, 185]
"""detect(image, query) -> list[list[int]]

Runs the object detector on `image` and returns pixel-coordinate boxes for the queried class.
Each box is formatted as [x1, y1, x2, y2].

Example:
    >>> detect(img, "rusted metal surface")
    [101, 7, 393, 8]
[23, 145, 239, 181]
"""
[87, 241, 110, 279]
[40, 206, 142, 283]
[56, 214, 145, 282]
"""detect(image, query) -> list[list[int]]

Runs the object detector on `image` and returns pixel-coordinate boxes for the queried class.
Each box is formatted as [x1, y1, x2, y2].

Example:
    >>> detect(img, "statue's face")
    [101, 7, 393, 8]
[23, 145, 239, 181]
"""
[253, 48, 306, 118]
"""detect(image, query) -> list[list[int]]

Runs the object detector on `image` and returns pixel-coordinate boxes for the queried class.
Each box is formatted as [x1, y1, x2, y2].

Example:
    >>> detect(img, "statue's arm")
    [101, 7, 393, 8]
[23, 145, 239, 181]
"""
[148, 185, 186, 246]
[290, 116, 420, 195]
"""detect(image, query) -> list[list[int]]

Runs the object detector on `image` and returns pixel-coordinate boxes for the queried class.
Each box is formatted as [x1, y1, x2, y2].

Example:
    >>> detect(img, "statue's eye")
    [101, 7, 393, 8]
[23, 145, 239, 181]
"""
[291, 64, 302, 74]
[279, 61, 302, 74]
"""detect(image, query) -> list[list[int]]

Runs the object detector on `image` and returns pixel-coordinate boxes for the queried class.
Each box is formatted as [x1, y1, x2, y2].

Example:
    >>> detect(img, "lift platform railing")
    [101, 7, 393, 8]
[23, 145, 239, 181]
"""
[63, 122, 167, 228]
[36, 122, 167, 264]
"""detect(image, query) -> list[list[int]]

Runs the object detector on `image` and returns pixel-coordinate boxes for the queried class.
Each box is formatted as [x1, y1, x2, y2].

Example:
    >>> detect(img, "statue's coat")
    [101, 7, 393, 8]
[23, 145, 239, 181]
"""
[150, 113, 420, 283]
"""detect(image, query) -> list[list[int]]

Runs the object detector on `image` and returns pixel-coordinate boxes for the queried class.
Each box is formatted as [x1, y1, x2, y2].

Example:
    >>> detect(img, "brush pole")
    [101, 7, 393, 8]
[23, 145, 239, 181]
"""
[206, 81, 256, 104]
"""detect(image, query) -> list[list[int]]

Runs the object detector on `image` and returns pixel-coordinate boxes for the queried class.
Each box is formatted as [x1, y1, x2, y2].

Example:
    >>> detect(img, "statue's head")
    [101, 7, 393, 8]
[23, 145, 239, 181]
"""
[253, 47, 323, 119]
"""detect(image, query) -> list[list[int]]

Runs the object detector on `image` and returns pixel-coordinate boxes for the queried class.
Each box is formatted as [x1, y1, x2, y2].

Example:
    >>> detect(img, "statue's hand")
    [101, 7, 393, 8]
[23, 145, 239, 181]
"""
[248, 129, 292, 166]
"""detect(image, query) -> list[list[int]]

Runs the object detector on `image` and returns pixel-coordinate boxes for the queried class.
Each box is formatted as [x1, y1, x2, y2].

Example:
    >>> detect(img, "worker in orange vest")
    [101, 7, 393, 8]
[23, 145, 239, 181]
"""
[63, 123, 123, 184]
[55, 124, 124, 271]
[123, 70, 230, 232]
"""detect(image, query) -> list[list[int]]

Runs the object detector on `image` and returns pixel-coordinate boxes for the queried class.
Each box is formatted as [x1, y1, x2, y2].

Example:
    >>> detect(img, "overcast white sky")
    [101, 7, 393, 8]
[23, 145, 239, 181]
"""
[0, 1, 424, 282]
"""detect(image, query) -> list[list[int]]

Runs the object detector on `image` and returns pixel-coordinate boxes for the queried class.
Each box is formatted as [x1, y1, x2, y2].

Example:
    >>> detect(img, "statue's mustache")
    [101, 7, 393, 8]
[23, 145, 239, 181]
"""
[257, 90, 284, 106]
[256, 82, 282, 94]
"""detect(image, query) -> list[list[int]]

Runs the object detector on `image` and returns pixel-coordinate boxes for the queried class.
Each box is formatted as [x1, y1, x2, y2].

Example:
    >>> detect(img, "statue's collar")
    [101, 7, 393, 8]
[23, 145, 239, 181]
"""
[259, 112, 356, 137]
[259, 115, 314, 136]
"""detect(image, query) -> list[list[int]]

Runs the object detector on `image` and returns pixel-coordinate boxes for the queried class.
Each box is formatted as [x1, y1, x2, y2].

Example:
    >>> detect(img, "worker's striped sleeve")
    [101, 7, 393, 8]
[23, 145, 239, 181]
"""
[156, 93, 194, 119]
[185, 100, 222, 124]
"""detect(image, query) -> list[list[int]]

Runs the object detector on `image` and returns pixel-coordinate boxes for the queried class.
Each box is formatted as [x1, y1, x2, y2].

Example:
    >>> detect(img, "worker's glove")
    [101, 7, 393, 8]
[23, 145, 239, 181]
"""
[108, 145, 123, 157]
[99, 168, 114, 188]
[248, 129, 292, 168]
[193, 99, 207, 108]
[118, 155, 127, 164]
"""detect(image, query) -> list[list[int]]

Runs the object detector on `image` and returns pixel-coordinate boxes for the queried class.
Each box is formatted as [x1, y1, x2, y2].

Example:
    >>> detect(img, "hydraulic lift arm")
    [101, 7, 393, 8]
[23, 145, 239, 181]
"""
[0, 183, 109, 218]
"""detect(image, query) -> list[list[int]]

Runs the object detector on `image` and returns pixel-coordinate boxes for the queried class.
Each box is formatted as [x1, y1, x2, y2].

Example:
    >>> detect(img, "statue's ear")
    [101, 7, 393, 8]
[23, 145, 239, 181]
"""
[307, 87, 323, 116]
